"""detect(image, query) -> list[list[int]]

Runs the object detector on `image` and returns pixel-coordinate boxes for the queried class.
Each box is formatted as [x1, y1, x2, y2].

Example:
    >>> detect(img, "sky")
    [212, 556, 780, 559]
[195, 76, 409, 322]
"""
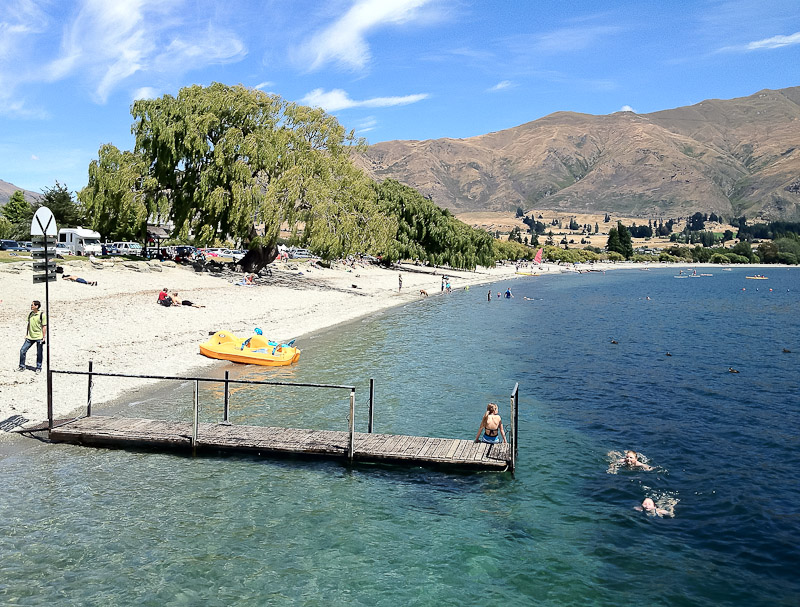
[1, 0, 799, 195]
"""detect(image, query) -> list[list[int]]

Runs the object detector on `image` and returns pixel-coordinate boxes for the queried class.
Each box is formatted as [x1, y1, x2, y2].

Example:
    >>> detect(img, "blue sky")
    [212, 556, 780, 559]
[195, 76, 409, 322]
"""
[1, 0, 799, 195]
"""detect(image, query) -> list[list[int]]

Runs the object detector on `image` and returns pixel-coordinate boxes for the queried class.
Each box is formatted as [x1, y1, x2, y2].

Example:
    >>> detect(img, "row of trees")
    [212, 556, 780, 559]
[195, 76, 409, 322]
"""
[25, 83, 529, 271]
[0, 183, 84, 240]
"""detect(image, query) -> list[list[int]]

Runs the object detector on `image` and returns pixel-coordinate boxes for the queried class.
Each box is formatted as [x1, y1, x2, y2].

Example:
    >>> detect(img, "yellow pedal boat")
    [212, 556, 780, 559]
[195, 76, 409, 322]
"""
[199, 331, 301, 366]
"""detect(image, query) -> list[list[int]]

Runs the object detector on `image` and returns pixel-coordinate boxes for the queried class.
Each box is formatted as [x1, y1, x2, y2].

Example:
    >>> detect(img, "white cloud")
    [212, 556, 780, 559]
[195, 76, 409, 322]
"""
[301, 88, 428, 111]
[532, 25, 621, 53]
[619, 105, 636, 113]
[254, 81, 274, 90]
[41, 0, 246, 103]
[355, 116, 378, 133]
[299, 0, 435, 71]
[717, 31, 800, 53]
[31, 154, 39, 161]
[745, 31, 800, 50]
[488, 80, 513, 92]
[133, 86, 160, 101]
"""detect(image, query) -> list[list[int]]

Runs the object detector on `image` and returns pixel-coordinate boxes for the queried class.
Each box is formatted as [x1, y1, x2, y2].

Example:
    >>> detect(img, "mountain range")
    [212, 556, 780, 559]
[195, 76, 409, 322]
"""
[358, 86, 800, 221]
[0, 180, 41, 206]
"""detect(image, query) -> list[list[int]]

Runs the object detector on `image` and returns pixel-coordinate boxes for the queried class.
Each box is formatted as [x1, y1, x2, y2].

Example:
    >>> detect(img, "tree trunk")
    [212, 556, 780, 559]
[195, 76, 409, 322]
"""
[238, 244, 278, 273]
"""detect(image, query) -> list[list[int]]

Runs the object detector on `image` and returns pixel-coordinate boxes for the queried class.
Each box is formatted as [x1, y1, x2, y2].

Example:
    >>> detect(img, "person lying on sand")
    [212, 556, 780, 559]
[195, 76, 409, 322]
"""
[170, 292, 204, 308]
[63, 275, 97, 286]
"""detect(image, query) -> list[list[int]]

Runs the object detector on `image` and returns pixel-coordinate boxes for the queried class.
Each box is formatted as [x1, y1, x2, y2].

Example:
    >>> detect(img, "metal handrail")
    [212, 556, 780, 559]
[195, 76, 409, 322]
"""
[510, 382, 519, 473]
[49, 364, 360, 460]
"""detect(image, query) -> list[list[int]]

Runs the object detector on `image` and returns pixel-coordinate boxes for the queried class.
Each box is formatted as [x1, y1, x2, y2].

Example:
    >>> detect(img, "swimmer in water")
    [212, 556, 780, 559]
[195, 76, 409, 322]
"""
[635, 497, 675, 517]
[608, 450, 653, 472]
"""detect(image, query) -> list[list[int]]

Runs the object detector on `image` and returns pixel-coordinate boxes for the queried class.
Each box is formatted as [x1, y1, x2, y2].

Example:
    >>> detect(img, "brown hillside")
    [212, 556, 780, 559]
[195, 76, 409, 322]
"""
[358, 87, 800, 220]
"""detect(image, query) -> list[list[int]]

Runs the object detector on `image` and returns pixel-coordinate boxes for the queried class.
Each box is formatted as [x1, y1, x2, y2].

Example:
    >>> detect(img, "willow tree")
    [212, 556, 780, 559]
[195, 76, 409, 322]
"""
[140, 83, 394, 269]
[375, 179, 494, 269]
[81, 83, 394, 270]
[79, 145, 151, 240]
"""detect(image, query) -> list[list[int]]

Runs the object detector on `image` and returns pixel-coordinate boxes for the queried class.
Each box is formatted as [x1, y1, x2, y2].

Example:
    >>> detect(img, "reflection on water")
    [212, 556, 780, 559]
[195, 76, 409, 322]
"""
[1, 267, 799, 605]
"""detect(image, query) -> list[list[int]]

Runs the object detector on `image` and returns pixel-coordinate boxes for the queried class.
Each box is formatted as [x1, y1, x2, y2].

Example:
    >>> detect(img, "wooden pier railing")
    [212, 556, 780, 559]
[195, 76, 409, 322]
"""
[43, 364, 518, 472]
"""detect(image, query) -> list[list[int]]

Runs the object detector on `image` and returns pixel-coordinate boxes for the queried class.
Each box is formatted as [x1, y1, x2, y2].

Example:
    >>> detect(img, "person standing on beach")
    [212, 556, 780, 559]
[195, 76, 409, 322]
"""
[17, 300, 47, 373]
[398, 273, 402, 292]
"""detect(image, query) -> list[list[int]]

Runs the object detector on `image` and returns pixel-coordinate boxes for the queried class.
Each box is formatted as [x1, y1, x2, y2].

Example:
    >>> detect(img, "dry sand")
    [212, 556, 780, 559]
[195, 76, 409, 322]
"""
[1, 256, 536, 428]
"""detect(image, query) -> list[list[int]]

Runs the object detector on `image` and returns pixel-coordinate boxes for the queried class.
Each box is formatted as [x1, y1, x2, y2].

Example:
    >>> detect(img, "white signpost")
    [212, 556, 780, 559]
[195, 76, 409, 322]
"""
[31, 207, 57, 429]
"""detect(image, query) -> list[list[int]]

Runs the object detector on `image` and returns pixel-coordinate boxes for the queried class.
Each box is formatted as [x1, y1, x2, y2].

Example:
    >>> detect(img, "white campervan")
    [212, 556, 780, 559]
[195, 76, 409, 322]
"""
[58, 227, 102, 256]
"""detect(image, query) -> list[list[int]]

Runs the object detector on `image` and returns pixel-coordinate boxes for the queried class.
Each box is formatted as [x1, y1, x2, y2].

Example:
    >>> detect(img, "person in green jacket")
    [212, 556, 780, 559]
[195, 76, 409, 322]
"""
[17, 300, 47, 373]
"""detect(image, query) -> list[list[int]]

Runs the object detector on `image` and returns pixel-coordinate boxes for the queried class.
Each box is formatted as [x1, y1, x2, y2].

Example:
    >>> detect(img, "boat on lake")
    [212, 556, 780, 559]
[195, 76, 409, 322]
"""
[200, 331, 300, 366]
[745, 274, 768, 280]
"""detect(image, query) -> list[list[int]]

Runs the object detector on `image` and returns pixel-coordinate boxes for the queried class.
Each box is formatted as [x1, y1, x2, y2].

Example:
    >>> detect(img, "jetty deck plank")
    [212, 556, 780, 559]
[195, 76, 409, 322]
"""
[48, 416, 511, 471]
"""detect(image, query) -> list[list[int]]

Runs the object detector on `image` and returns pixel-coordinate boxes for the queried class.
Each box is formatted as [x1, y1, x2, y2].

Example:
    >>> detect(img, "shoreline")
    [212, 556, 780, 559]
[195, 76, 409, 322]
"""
[0, 258, 529, 431]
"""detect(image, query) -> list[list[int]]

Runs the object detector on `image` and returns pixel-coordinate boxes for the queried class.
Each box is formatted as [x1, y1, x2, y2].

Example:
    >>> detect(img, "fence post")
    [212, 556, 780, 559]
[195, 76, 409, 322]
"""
[192, 379, 199, 450]
[348, 388, 356, 463]
[368, 378, 374, 433]
[87, 360, 94, 417]
[222, 370, 230, 425]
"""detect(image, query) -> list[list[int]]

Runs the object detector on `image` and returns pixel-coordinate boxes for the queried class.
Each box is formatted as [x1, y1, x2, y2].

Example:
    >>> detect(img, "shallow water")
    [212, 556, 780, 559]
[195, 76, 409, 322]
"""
[2, 267, 799, 605]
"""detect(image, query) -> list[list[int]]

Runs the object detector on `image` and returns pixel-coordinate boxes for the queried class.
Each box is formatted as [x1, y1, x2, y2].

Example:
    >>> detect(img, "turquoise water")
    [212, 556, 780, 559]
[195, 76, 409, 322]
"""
[2, 268, 799, 605]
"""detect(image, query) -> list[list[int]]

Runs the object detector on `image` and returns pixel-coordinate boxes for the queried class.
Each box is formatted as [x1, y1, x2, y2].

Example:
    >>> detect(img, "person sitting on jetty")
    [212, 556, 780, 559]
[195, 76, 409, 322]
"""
[63, 274, 97, 286]
[475, 402, 507, 444]
[635, 497, 675, 517]
[607, 450, 653, 472]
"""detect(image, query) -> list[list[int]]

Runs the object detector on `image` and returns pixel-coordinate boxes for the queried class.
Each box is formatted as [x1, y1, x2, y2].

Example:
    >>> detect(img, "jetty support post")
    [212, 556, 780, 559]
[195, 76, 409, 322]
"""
[368, 378, 374, 433]
[86, 360, 94, 417]
[222, 370, 230, 425]
[47, 369, 54, 431]
[348, 388, 356, 463]
[510, 382, 519, 473]
[192, 379, 200, 451]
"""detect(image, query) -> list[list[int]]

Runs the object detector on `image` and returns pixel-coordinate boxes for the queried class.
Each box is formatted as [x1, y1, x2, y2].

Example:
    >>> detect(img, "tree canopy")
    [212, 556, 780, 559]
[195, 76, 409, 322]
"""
[374, 179, 495, 269]
[1, 191, 33, 239]
[79, 83, 394, 269]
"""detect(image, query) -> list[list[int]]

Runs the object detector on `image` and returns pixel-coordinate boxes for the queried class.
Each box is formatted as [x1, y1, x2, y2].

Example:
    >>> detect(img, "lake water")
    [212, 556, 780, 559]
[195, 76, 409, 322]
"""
[2, 267, 799, 605]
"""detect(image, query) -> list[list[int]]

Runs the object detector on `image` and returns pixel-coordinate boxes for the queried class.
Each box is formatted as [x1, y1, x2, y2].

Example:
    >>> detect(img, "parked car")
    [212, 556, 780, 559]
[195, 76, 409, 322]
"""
[55, 243, 71, 255]
[18, 241, 33, 251]
[0, 239, 26, 251]
[221, 248, 246, 261]
[288, 247, 314, 259]
[110, 242, 143, 256]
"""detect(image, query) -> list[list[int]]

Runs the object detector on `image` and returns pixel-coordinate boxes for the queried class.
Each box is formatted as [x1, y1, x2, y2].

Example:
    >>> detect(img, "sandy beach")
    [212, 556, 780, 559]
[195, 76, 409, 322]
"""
[1, 256, 537, 428]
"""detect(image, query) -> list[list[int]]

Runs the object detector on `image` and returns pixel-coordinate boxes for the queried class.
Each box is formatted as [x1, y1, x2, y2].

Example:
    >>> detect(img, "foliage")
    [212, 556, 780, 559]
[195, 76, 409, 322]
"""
[607, 221, 633, 258]
[605, 251, 625, 262]
[79, 144, 150, 241]
[737, 221, 800, 241]
[688, 212, 706, 231]
[0, 216, 13, 239]
[374, 179, 494, 269]
[81, 83, 394, 269]
[731, 241, 755, 261]
[494, 239, 535, 262]
[709, 253, 730, 264]
[1, 191, 34, 239]
[40, 181, 85, 228]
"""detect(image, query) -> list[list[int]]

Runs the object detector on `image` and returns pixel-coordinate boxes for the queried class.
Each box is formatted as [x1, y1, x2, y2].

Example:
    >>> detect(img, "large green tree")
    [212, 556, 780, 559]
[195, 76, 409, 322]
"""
[40, 181, 85, 228]
[374, 179, 495, 269]
[1, 190, 33, 239]
[80, 83, 394, 270]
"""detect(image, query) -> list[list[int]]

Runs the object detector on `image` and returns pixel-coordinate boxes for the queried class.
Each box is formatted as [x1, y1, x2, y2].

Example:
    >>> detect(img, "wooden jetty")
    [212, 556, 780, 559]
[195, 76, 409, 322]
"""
[48, 416, 512, 470]
[39, 366, 519, 473]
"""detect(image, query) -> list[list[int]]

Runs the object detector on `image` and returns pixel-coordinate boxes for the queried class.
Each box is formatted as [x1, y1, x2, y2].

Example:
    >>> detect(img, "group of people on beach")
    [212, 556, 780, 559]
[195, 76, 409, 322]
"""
[608, 449, 677, 517]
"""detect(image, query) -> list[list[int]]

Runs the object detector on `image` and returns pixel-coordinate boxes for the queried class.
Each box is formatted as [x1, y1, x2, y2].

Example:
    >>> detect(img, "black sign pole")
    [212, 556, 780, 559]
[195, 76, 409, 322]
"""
[37, 215, 54, 430]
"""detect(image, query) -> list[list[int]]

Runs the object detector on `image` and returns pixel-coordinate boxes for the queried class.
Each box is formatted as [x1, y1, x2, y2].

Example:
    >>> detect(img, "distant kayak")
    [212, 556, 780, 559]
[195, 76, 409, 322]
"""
[746, 275, 768, 280]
